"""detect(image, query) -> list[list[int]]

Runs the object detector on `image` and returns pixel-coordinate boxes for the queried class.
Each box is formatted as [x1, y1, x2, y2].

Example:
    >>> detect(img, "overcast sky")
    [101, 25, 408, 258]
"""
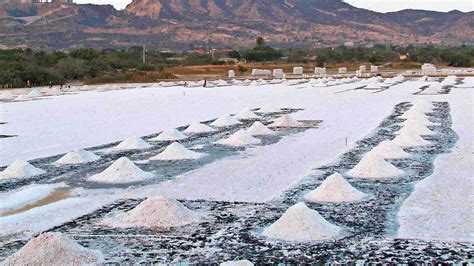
[74, 0, 473, 12]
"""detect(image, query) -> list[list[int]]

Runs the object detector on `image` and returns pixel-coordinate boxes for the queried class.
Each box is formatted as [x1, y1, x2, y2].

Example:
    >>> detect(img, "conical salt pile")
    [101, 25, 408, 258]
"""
[88, 157, 153, 184]
[2, 232, 104, 266]
[114, 137, 152, 151]
[15, 94, 30, 101]
[399, 121, 436, 136]
[106, 196, 201, 229]
[411, 99, 433, 112]
[0, 91, 14, 101]
[210, 115, 242, 127]
[304, 173, 367, 203]
[262, 202, 343, 242]
[152, 129, 187, 141]
[150, 142, 207, 161]
[269, 114, 304, 128]
[347, 152, 404, 179]
[45, 87, 61, 96]
[401, 112, 436, 126]
[55, 149, 101, 165]
[216, 129, 261, 147]
[365, 82, 384, 90]
[256, 106, 282, 114]
[400, 108, 426, 119]
[420, 83, 442, 94]
[234, 108, 260, 120]
[368, 140, 412, 159]
[183, 122, 216, 134]
[220, 260, 254, 266]
[0, 159, 46, 180]
[392, 130, 432, 147]
[246, 121, 274, 136]
[27, 89, 43, 97]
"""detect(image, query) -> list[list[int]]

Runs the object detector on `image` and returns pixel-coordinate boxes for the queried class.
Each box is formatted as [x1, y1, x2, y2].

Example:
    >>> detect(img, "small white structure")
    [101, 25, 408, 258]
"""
[273, 69, 285, 79]
[228, 70, 236, 78]
[359, 65, 367, 73]
[338, 67, 347, 74]
[370, 65, 379, 73]
[314, 67, 326, 77]
[251, 69, 272, 76]
[293, 67, 304, 75]
[421, 63, 437, 75]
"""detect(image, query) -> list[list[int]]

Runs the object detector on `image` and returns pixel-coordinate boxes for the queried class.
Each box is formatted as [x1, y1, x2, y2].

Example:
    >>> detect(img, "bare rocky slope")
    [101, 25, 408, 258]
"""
[0, 0, 472, 49]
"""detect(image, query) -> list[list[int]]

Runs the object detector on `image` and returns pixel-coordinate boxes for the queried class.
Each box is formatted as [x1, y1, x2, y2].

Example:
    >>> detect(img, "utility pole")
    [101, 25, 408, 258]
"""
[142, 43, 146, 64]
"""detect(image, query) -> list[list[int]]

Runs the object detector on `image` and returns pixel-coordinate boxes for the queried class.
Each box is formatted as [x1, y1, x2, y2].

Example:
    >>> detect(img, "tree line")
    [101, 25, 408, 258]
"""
[0, 38, 472, 88]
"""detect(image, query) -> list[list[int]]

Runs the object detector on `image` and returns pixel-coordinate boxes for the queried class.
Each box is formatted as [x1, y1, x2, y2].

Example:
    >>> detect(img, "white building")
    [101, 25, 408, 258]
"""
[338, 67, 347, 74]
[228, 70, 235, 78]
[421, 63, 437, 75]
[314, 67, 326, 77]
[293, 67, 304, 75]
[370, 65, 379, 73]
[273, 69, 285, 79]
[251, 69, 272, 76]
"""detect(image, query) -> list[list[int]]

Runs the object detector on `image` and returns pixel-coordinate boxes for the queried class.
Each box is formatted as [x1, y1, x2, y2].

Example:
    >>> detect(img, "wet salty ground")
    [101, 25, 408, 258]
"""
[1, 100, 472, 264]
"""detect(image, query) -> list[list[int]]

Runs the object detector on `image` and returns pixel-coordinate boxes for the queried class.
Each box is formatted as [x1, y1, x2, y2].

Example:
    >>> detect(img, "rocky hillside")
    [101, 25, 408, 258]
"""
[0, 0, 472, 49]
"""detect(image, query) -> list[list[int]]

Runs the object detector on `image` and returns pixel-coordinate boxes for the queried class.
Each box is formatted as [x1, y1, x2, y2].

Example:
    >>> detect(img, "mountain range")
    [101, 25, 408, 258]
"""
[0, 0, 472, 50]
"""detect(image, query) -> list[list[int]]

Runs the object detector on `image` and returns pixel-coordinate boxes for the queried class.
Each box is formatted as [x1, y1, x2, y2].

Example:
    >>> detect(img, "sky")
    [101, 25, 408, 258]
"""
[74, 0, 473, 12]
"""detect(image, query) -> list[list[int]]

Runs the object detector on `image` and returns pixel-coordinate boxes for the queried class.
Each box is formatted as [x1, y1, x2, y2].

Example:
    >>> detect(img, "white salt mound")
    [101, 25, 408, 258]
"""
[183, 122, 216, 134]
[3, 232, 103, 265]
[27, 89, 43, 97]
[347, 152, 404, 179]
[399, 121, 436, 136]
[216, 129, 261, 147]
[401, 112, 436, 126]
[106, 196, 201, 229]
[114, 137, 152, 151]
[0, 91, 14, 101]
[365, 82, 384, 90]
[368, 140, 412, 159]
[246, 121, 274, 136]
[256, 106, 282, 114]
[234, 108, 260, 120]
[210, 115, 242, 127]
[392, 130, 432, 147]
[0, 159, 45, 180]
[45, 87, 61, 96]
[304, 173, 367, 203]
[420, 82, 442, 94]
[262, 202, 343, 242]
[270, 114, 304, 127]
[150, 142, 207, 161]
[411, 99, 433, 112]
[88, 157, 153, 184]
[152, 129, 187, 141]
[55, 149, 100, 165]
[220, 260, 254, 266]
[15, 94, 30, 101]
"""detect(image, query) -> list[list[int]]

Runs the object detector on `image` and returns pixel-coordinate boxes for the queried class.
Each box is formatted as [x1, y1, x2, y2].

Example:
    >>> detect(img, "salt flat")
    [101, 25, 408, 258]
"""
[0, 78, 473, 258]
